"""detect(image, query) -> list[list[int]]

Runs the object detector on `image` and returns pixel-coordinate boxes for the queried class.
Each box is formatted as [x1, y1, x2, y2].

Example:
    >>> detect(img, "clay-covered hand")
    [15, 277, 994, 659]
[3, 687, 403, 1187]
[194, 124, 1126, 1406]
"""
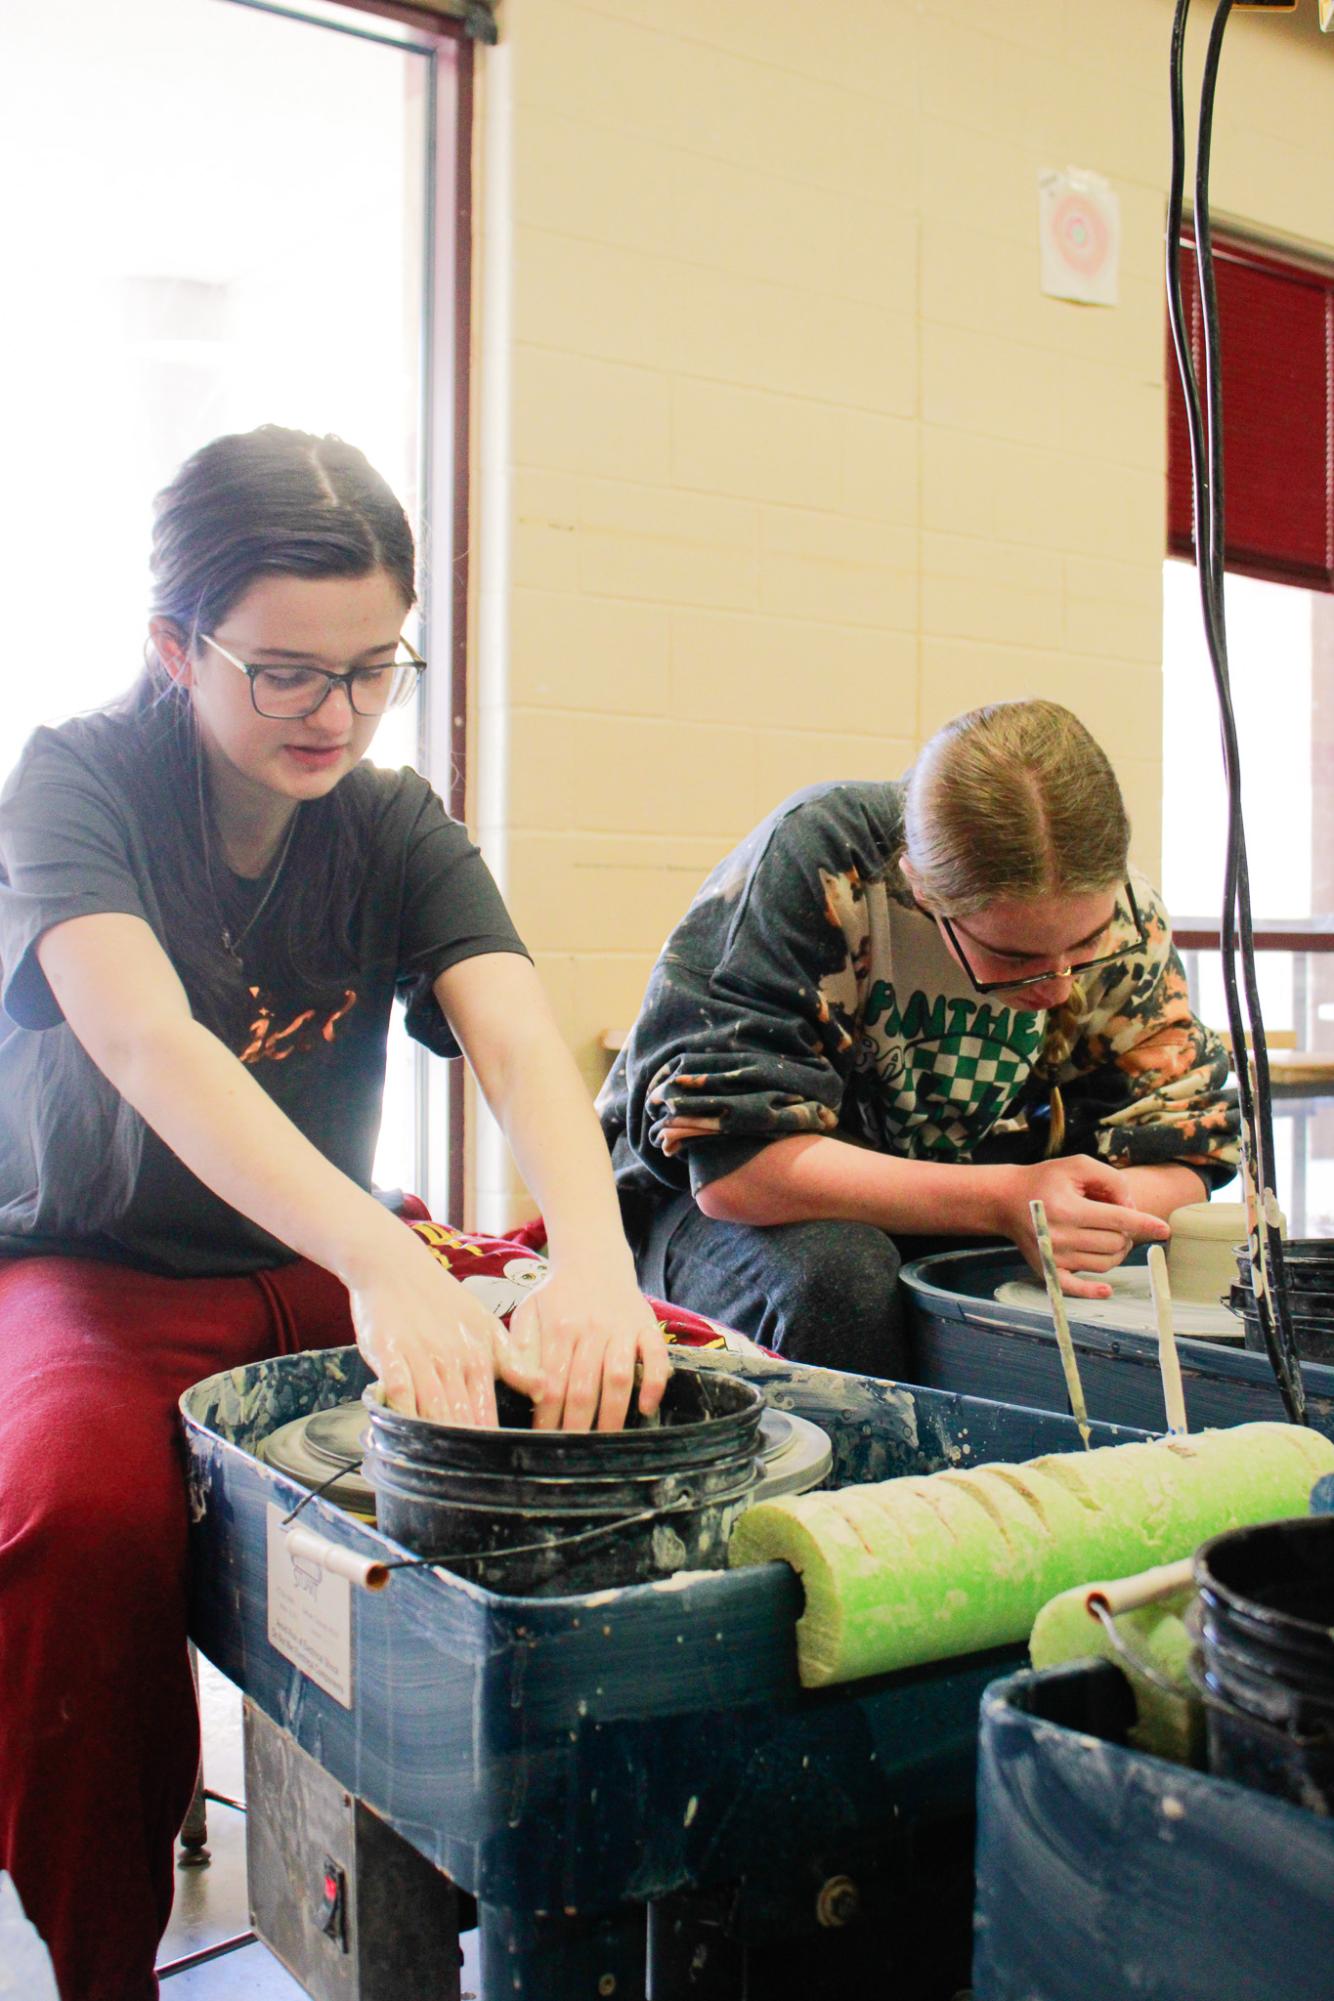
[507, 1261, 672, 1432]
[350, 1233, 545, 1426]
[1001, 1155, 1170, 1301]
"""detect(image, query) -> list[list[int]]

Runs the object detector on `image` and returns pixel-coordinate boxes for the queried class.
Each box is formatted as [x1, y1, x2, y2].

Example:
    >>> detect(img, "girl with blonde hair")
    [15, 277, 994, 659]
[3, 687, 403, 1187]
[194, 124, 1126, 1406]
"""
[601, 699, 1237, 1372]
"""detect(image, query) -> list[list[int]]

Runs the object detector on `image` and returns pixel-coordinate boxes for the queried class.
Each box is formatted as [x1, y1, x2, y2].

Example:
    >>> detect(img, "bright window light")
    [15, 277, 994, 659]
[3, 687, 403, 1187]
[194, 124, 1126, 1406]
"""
[1, 0, 442, 1196]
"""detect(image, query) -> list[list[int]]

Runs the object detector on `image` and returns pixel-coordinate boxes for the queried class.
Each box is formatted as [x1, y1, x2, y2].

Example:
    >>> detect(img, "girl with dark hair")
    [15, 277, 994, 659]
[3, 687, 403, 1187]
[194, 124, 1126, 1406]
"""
[601, 699, 1240, 1375]
[0, 425, 668, 1999]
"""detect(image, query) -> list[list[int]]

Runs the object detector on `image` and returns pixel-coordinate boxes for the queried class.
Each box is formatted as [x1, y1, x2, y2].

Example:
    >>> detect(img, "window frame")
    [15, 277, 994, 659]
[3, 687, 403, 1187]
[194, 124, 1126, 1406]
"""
[221, 0, 478, 1219]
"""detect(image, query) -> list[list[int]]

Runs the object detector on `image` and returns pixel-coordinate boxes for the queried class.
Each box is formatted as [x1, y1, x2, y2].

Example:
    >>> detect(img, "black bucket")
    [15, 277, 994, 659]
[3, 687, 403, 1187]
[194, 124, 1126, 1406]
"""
[1228, 1282, 1334, 1365]
[1193, 1516, 1334, 1816]
[362, 1362, 765, 1595]
[1235, 1239, 1334, 1298]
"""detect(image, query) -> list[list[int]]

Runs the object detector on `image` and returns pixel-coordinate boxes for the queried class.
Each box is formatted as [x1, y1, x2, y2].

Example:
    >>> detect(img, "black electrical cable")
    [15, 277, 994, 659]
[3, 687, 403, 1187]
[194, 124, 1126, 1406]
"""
[1164, 0, 1305, 1420]
[1187, 4, 1284, 1383]
[1178, 0, 1303, 1420]
[1194, 4, 1304, 1418]
[1191, 0, 1303, 1414]
[1166, 1, 1260, 1297]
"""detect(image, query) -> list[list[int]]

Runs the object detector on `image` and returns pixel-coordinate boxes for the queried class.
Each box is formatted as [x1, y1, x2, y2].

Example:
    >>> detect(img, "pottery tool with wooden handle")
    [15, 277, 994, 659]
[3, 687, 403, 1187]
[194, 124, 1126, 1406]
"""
[1148, 1242, 1189, 1436]
[1030, 1196, 1092, 1448]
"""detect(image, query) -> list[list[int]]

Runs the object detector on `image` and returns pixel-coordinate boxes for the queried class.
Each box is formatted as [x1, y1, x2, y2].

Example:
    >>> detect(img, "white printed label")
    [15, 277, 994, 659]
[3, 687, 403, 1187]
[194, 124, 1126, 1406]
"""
[266, 1505, 353, 1707]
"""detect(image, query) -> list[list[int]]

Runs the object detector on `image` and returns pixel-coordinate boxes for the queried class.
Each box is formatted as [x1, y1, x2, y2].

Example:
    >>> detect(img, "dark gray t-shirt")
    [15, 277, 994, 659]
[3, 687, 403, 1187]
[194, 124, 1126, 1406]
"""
[0, 711, 526, 1274]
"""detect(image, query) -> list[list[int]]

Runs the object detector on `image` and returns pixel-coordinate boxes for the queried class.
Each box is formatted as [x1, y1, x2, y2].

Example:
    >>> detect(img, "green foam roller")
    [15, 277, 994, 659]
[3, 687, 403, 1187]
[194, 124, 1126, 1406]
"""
[727, 1422, 1334, 1688]
[1030, 1580, 1199, 1765]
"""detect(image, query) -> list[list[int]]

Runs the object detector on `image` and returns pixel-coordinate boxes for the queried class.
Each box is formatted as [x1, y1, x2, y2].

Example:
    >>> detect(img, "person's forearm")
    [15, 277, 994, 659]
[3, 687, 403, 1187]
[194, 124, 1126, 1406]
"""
[486, 1030, 637, 1271]
[1117, 1163, 1209, 1221]
[115, 1017, 405, 1286]
[697, 1133, 1015, 1238]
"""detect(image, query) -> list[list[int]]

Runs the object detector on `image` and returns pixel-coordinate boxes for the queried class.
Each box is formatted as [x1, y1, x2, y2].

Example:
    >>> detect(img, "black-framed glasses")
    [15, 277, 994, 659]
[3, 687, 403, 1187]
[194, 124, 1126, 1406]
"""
[936, 880, 1146, 996]
[201, 633, 426, 719]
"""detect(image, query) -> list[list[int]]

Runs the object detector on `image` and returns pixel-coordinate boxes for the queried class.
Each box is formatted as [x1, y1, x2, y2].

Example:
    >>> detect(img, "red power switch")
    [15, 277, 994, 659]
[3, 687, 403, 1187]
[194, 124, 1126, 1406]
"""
[318, 1856, 347, 1948]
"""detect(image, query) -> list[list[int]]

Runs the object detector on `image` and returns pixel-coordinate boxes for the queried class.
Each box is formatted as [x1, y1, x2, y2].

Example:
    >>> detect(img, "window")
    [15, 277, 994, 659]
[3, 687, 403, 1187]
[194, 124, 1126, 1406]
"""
[1161, 559, 1315, 1015]
[1, 0, 470, 1212]
[1162, 231, 1334, 1232]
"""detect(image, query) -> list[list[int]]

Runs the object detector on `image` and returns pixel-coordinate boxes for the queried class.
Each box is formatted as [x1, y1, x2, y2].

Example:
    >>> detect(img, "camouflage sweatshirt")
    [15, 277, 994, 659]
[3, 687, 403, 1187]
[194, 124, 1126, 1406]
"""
[599, 781, 1239, 1206]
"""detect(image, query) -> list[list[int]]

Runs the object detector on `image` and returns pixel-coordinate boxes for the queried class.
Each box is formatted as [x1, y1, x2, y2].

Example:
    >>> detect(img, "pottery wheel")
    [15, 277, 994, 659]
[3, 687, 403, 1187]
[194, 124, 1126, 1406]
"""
[995, 1264, 1244, 1340]
[258, 1403, 375, 1517]
[259, 1399, 832, 1516]
[752, 1408, 833, 1500]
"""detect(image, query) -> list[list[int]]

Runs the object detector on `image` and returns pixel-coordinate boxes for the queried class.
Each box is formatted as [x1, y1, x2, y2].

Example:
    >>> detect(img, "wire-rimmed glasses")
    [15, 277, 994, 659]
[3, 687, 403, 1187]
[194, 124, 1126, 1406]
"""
[936, 880, 1146, 996]
[200, 633, 425, 718]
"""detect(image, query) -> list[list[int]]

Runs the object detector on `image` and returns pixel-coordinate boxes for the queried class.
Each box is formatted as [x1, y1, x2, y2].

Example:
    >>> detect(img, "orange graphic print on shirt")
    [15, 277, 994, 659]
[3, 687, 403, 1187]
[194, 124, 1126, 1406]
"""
[239, 987, 358, 1066]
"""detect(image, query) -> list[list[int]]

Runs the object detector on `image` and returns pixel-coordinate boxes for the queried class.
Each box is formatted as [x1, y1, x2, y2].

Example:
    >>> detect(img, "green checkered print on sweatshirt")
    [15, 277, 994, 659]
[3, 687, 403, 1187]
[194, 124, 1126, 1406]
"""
[886, 1032, 1038, 1159]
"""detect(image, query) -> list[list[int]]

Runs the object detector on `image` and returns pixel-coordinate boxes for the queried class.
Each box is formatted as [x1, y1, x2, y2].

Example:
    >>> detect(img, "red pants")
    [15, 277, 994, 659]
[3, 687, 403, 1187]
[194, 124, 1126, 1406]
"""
[0, 1253, 359, 2001]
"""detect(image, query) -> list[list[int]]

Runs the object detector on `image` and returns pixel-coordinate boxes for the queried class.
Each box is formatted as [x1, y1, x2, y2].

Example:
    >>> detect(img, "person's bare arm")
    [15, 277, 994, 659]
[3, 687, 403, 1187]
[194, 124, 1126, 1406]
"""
[434, 953, 670, 1430]
[35, 912, 540, 1423]
[697, 1133, 1170, 1300]
[1118, 1163, 1209, 1220]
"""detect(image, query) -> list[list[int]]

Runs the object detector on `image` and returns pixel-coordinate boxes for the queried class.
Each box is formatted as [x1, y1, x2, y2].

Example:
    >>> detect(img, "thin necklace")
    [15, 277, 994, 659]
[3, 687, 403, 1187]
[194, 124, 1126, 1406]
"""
[195, 750, 300, 968]
[218, 811, 299, 967]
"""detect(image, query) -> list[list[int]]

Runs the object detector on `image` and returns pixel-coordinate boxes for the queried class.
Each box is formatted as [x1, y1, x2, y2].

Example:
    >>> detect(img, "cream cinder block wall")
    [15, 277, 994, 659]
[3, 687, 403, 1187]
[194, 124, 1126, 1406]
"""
[468, 0, 1334, 1227]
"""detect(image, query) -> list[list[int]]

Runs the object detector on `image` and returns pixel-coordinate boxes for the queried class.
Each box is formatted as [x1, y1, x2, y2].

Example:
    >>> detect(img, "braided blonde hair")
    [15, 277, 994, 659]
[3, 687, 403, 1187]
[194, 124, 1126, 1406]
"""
[903, 701, 1130, 1147]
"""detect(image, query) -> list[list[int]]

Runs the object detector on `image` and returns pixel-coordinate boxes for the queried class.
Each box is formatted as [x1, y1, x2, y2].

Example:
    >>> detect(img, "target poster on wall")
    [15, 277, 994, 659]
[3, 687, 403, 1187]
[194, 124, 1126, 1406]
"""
[1038, 167, 1121, 307]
